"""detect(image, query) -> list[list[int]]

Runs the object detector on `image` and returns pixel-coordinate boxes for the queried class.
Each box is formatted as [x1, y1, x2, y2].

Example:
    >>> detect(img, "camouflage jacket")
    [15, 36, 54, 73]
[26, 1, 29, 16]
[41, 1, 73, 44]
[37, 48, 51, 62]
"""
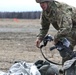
[38, 1, 76, 40]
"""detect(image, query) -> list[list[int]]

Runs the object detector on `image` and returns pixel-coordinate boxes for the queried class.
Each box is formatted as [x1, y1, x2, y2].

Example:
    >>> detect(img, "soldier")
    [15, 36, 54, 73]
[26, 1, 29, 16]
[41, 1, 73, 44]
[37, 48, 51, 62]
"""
[35, 0, 76, 63]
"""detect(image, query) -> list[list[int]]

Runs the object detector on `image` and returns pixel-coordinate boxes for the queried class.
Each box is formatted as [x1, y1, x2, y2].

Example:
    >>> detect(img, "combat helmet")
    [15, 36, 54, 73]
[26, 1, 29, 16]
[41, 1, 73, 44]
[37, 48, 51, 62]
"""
[36, 0, 54, 3]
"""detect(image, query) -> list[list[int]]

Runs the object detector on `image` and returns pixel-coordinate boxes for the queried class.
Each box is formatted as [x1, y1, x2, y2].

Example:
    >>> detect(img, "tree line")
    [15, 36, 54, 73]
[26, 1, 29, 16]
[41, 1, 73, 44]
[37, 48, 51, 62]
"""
[0, 11, 41, 19]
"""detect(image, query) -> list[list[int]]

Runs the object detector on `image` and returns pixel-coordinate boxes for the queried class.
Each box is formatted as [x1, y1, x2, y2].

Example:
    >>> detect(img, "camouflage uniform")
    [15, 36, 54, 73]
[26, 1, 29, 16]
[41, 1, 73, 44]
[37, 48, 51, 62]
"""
[36, 1, 76, 75]
[38, 1, 76, 50]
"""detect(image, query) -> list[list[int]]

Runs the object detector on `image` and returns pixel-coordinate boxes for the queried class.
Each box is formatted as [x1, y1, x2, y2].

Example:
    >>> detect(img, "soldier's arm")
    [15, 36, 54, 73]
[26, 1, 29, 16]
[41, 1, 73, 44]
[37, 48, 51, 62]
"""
[54, 12, 72, 40]
[37, 12, 50, 40]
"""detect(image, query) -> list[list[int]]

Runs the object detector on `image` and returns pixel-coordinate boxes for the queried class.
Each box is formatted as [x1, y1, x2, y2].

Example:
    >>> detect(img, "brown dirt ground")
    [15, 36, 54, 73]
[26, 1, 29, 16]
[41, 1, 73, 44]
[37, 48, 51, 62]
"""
[0, 19, 75, 73]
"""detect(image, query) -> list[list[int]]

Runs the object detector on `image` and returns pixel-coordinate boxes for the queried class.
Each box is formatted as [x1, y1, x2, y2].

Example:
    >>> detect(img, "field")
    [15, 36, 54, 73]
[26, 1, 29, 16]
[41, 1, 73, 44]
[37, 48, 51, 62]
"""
[0, 19, 73, 72]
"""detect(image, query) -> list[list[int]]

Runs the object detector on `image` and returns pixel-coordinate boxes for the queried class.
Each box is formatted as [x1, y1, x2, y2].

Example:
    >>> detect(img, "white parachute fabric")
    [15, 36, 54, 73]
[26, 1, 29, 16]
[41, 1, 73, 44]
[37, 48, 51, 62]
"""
[30, 64, 41, 75]
[0, 61, 41, 75]
[0, 71, 7, 75]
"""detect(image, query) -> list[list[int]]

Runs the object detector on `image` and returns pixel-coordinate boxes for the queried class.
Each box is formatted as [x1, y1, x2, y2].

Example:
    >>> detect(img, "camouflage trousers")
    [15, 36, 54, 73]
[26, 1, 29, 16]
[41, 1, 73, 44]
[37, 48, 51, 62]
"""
[62, 28, 76, 75]
[67, 28, 76, 50]
[61, 28, 76, 62]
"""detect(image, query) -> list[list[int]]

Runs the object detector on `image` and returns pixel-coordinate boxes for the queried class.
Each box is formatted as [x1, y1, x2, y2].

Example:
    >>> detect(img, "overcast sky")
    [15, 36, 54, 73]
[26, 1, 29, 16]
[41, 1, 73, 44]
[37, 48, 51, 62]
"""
[0, 0, 76, 12]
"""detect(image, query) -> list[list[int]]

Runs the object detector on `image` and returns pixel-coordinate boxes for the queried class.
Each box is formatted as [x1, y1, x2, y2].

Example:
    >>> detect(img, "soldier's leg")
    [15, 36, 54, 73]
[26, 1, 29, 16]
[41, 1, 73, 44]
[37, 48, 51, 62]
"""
[69, 29, 76, 50]
[63, 31, 76, 75]
[62, 31, 76, 64]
